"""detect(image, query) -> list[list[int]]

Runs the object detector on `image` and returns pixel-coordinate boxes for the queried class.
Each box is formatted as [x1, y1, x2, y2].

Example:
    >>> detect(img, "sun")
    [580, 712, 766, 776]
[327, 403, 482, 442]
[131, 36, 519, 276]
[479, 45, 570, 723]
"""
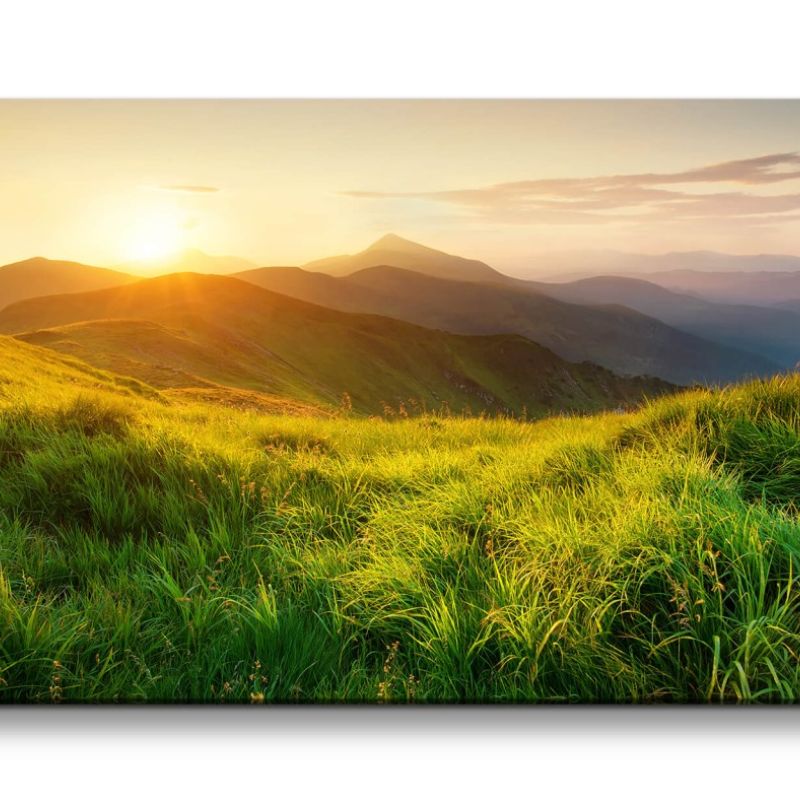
[124, 214, 185, 262]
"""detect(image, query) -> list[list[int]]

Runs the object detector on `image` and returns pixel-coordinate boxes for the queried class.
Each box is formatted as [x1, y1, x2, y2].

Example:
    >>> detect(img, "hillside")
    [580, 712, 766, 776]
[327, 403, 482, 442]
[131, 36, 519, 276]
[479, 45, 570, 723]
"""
[0, 332, 159, 404]
[0, 273, 672, 417]
[3, 336, 800, 702]
[303, 233, 505, 282]
[236, 264, 780, 385]
[0, 256, 136, 310]
[532, 275, 800, 367]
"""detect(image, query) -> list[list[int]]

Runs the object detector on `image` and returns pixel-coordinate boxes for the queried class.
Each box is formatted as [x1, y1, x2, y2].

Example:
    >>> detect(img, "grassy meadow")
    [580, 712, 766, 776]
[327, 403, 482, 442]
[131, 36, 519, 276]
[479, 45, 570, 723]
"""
[2, 335, 800, 702]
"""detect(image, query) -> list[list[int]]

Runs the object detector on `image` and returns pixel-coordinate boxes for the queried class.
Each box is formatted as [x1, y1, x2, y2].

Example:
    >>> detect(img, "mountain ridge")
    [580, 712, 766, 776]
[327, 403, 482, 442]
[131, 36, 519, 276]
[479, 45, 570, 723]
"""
[529, 274, 800, 367]
[303, 234, 505, 282]
[517, 250, 800, 282]
[0, 256, 137, 310]
[236, 263, 780, 385]
[0, 272, 673, 417]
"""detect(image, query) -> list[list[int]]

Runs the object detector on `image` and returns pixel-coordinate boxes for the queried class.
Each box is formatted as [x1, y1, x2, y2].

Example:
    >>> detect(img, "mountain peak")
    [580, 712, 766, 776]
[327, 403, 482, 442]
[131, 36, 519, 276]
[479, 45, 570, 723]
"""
[305, 233, 505, 282]
[7, 256, 59, 268]
[3, 255, 108, 272]
[366, 234, 431, 253]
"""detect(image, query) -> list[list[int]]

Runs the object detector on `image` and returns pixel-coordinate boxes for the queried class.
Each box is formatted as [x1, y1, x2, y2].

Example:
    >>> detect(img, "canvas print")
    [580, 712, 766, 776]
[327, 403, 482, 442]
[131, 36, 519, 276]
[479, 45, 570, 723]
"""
[2, 99, 800, 703]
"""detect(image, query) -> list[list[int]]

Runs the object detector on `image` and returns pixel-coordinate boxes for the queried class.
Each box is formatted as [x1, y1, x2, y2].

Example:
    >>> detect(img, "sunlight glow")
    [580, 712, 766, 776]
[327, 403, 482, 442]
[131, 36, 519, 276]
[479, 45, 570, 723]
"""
[124, 214, 185, 262]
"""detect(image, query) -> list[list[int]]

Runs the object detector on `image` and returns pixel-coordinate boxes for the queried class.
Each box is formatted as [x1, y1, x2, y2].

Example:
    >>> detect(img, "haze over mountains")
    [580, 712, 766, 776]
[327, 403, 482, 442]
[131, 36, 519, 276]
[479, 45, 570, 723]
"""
[633, 270, 800, 308]
[519, 250, 800, 282]
[121, 248, 259, 277]
[532, 276, 800, 367]
[2, 234, 799, 414]
[516, 250, 800, 309]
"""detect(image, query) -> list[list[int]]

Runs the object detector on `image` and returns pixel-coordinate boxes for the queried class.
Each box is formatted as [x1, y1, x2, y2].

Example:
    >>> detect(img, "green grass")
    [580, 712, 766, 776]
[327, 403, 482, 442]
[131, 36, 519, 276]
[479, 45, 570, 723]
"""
[2, 335, 800, 702]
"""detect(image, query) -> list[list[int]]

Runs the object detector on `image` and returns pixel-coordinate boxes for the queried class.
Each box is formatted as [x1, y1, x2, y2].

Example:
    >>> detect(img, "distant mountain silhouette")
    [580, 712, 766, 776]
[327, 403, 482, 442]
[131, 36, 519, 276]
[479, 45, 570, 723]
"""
[235, 265, 388, 309]
[0, 273, 672, 417]
[631, 270, 800, 307]
[530, 275, 800, 367]
[774, 298, 800, 314]
[520, 250, 800, 282]
[0, 257, 136, 310]
[303, 234, 504, 282]
[121, 248, 259, 276]
[236, 264, 779, 385]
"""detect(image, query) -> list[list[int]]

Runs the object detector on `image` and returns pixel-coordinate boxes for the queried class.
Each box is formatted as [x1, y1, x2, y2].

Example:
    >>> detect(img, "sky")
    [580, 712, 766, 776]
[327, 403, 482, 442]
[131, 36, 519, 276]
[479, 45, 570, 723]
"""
[3, 99, 800, 272]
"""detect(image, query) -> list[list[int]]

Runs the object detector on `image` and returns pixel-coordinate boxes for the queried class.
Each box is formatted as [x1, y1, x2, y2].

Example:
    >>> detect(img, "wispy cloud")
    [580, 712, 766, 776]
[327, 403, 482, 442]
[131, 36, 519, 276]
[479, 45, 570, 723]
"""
[342, 153, 800, 228]
[157, 184, 220, 194]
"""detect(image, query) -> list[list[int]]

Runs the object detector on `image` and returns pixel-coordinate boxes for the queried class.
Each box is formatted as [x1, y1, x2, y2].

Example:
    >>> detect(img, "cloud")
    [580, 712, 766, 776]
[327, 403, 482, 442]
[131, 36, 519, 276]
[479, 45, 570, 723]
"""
[157, 184, 220, 194]
[341, 152, 800, 228]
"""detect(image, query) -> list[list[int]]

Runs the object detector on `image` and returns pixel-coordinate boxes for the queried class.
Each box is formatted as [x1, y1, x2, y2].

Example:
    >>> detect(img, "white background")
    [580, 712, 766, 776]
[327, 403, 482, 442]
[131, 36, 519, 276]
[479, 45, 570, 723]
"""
[2, 1, 800, 796]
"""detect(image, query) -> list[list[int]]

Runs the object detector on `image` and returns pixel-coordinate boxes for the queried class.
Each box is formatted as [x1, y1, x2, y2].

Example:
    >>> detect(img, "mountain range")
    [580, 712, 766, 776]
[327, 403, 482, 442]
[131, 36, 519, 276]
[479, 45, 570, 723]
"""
[237, 262, 778, 385]
[0, 273, 672, 416]
[630, 269, 800, 308]
[519, 250, 800, 282]
[2, 235, 798, 411]
[529, 275, 800, 367]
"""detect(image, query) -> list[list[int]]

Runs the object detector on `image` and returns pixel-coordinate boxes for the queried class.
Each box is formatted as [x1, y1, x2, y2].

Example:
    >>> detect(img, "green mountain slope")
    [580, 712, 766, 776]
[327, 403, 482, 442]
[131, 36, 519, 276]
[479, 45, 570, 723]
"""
[0, 273, 673, 417]
[0, 333, 159, 403]
[235, 264, 780, 385]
